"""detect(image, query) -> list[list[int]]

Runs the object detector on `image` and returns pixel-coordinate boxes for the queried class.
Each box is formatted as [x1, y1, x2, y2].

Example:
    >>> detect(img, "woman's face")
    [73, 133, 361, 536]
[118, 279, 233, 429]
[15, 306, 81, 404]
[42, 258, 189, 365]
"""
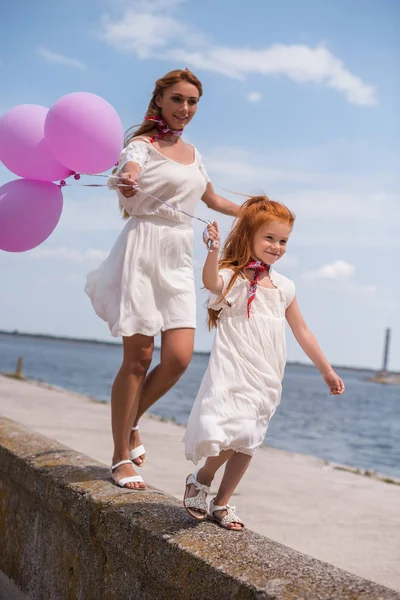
[156, 81, 200, 130]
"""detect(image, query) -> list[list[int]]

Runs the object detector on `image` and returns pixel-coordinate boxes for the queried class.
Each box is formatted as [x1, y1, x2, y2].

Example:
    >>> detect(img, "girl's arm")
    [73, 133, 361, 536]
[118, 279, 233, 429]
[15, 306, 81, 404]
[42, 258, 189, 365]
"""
[202, 183, 240, 217]
[202, 222, 224, 294]
[286, 298, 345, 395]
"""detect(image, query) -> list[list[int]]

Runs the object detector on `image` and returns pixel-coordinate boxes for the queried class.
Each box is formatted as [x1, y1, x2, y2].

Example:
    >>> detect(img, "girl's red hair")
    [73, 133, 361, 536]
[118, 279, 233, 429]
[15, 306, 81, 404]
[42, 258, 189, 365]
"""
[207, 196, 295, 329]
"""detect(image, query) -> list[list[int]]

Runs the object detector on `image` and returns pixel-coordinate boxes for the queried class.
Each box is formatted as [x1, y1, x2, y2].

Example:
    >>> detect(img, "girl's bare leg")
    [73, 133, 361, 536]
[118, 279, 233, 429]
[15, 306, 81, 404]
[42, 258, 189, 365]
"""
[111, 334, 154, 488]
[129, 328, 194, 460]
[212, 452, 252, 529]
[184, 451, 234, 517]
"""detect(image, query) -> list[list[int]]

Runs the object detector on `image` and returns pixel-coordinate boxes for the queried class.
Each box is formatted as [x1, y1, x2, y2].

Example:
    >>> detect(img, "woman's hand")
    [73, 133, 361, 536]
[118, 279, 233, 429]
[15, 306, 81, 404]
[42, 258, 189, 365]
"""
[203, 221, 221, 250]
[118, 172, 139, 199]
[323, 369, 345, 395]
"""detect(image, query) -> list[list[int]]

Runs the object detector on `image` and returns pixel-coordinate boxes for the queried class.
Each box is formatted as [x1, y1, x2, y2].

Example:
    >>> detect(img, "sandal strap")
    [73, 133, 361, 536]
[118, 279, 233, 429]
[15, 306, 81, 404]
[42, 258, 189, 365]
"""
[210, 501, 244, 526]
[187, 472, 210, 493]
[225, 505, 243, 523]
[184, 490, 208, 512]
[117, 475, 144, 487]
[131, 425, 139, 431]
[111, 459, 133, 470]
[210, 502, 227, 512]
[130, 445, 146, 460]
[220, 505, 244, 527]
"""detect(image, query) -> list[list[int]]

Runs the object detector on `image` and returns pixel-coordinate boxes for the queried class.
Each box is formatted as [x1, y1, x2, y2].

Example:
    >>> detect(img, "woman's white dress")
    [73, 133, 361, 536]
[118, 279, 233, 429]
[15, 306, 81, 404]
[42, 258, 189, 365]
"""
[184, 268, 295, 464]
[85, 138, 210, 337]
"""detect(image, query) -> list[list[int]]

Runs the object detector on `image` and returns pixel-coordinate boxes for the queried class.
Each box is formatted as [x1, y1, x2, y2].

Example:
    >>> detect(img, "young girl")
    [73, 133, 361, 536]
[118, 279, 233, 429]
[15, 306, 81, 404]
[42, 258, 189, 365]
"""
[183, 196, 344, 530]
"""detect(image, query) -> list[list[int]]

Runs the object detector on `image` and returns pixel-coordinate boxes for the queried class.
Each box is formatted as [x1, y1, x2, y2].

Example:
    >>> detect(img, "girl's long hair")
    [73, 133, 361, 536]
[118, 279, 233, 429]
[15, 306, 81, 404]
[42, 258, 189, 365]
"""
[114, 68, 203, 219]
[207, 196, 296, 329]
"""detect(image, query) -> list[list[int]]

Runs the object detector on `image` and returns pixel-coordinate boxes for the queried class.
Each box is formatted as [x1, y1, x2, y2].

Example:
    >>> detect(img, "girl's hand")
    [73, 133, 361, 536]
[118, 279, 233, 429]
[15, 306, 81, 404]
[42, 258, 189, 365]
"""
[119, 172, 139, 198]
[203, 221, 221, 250]
[323, 369, 345, 395]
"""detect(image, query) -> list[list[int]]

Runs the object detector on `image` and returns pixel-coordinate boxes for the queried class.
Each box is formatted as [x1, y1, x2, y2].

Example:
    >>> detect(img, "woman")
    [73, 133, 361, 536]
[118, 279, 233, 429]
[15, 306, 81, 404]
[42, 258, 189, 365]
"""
[86, 69, 239, 489]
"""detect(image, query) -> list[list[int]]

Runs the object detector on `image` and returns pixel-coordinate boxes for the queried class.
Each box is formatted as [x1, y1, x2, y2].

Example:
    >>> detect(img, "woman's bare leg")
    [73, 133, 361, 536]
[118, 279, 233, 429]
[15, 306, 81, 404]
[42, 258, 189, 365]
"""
[135, 328, 194, 419]
[111, 334, 154, 488]
[129, 328, 194, 458]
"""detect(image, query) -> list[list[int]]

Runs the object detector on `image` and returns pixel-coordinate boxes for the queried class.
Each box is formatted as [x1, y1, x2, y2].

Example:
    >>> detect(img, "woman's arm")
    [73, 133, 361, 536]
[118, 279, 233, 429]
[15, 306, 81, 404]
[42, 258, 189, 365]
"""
[202, 222, 224, 294]
[286, 298, 345, 394]
[202, 183, 240, 217]
[118, 161, 142, 199]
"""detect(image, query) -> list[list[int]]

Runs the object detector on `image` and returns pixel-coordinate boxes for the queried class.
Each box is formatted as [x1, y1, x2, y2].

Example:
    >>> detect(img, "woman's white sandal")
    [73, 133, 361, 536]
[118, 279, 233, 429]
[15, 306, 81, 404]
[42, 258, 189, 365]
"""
[111, 459, 146, 489]
[130, 425, 146, 467]
[183, 472, 210, 521]
[209, 499, 245, 530]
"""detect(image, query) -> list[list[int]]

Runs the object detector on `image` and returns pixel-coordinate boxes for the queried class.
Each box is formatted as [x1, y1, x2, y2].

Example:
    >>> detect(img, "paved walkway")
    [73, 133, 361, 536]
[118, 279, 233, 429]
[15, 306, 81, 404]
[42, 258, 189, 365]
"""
[1, 375, 399, 592]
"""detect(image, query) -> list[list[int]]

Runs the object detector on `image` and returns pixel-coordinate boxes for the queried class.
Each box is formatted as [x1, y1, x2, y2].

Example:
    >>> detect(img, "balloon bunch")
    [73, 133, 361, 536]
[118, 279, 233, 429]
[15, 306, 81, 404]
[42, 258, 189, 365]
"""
[0, 93, 124, 252]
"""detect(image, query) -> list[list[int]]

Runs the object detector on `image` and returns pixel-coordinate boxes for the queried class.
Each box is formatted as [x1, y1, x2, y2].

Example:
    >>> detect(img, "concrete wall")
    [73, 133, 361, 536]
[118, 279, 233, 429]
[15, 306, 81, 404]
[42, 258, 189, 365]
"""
[0, 416, 398, 600]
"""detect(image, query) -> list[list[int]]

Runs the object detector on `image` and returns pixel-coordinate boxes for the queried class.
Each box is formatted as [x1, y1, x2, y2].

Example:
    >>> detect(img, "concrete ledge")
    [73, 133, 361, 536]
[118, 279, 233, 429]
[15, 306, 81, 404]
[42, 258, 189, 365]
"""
[0, 417, 398, 600]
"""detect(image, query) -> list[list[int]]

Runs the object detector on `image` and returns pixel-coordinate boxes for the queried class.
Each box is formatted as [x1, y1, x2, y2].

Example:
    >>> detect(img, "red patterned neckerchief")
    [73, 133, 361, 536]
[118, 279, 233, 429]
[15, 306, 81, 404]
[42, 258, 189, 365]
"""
[245, 260, 271, 318]
[145, 116, 183, 144]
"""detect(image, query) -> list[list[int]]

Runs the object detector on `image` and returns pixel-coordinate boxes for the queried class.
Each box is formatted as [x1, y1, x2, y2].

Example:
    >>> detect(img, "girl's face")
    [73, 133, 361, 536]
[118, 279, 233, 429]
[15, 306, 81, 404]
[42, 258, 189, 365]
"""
[251, 220, 291, 265]
[156, 82, 200, 130]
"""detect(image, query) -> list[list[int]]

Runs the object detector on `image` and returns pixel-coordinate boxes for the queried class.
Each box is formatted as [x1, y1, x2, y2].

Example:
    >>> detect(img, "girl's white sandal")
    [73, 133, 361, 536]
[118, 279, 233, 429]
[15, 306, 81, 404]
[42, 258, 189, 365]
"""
[183, 472, 210, 521]
[209, 499, 245, 530]
[129, 425, 146, 466]
[111, 459, 146, 489]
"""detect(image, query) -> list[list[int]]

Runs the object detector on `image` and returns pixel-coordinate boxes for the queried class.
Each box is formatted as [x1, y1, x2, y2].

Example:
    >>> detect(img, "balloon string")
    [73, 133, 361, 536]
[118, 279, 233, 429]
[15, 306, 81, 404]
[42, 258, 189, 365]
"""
[62, 174, 212, 227]
[61, 173, 215, 249]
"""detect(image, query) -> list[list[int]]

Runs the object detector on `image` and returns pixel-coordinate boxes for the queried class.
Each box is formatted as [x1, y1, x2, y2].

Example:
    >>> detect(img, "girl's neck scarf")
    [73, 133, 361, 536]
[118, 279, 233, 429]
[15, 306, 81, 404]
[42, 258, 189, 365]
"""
[145, 115, 183, 144]
[245, 260, 271, 318]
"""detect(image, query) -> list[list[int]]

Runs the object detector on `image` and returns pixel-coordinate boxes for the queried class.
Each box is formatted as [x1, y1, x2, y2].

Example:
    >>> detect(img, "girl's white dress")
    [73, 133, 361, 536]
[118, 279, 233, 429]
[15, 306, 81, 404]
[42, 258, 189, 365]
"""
[85, 138, 210, 337]
[184, 268, 295, 464]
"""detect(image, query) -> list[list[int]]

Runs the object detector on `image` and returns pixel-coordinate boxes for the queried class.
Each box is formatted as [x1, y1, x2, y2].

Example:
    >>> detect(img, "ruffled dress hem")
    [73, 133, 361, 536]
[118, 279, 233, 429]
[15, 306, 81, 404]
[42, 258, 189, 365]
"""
[185, 441, 261, 465]
[85, 276, 196, 337]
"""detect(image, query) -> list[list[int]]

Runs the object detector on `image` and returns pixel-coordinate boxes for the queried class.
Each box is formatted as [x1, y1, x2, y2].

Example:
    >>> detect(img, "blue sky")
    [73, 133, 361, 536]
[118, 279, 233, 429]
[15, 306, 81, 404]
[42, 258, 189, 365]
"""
[0, 0, 399, 370]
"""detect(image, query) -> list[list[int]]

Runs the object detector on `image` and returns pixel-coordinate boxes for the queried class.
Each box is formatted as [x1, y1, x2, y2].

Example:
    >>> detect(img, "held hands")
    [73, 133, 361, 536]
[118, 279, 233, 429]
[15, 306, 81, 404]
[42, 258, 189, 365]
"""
[118, 172, 139, 198]
[203, 221, 221, 251]
[323, 369, 345, 395]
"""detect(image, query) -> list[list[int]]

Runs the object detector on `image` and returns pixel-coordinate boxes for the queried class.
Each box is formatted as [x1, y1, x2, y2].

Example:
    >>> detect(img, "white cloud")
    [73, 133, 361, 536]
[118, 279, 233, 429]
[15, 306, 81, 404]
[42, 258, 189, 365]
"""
[363, 285, 377, 294]
[302, 260, 354, 280]
[30, 246, 82, 262]
[205, 44, 376, 106]
[59, 194, 124, 233]
[119, 0, 186, 9]
[198, 144, 400, 251]
[29, 246, 108, 264]
[99, 6, 376, 105]
[247, 92, 262, 103]
[278, 255, 299, 269]
[37, 47, 86, 71]
[85, 248, 109, 262]
[205, 152, 317, 186]
[299, 261, 377, 295]
[100, 12, 187, 59]
[280, 189, 390, 220]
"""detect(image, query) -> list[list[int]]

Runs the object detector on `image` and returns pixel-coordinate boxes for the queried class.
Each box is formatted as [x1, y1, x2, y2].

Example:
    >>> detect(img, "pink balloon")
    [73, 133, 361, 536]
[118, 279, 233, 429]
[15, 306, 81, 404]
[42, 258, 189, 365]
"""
[0, 105, 73, 181]
[0, 179, 63, 252]
[45, 92, 124, 174]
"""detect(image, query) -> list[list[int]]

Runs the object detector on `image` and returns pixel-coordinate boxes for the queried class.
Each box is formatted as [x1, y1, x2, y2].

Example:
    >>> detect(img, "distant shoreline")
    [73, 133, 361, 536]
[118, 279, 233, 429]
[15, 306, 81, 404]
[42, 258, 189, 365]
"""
[0, 329, 393, 375]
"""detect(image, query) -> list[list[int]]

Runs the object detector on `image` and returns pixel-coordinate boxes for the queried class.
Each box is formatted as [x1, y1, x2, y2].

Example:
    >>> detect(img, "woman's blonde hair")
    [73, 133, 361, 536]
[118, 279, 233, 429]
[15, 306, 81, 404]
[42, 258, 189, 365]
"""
[115, 69, 203, 219]
[207, 196, 296, 329]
